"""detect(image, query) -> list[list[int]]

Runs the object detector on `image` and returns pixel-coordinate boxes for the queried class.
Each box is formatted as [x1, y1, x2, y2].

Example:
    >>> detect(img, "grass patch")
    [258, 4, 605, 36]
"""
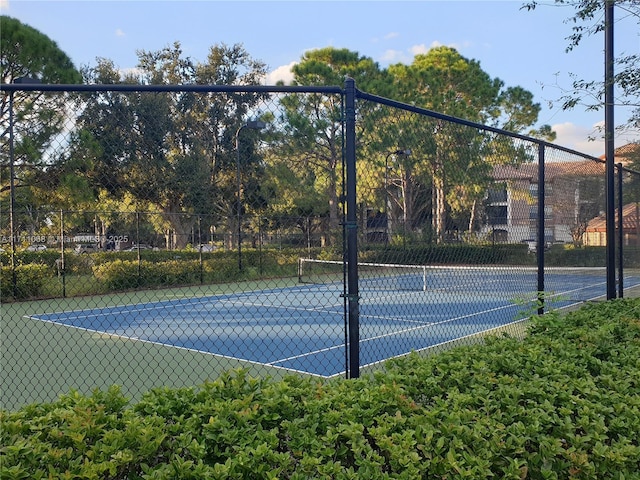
[0, 278, 302, 411]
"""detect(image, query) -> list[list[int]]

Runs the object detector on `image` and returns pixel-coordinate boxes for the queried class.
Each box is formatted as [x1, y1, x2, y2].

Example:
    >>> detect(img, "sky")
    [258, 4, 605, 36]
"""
[1, 0, 639, 157]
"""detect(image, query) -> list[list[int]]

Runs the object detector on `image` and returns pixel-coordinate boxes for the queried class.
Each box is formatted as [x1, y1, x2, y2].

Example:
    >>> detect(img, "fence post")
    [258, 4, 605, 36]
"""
[60, 209, 66, 298]
[344, 77, 360, 379]
[136, 211, 141, 283]
[8, 89, 18, 299]
[617, 163, 624, 298]
[198, 215, 204, 284]
[537, 143, 545, 315]
[604, 0, 616, 300]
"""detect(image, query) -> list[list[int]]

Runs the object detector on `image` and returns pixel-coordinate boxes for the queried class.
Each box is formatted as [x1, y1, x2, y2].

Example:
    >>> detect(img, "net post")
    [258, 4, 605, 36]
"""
[422, 265, 427, 292]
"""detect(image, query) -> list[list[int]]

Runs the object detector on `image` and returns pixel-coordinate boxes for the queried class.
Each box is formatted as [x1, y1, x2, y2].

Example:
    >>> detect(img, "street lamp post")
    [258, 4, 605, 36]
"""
[235, 120, 266, 271]
[384, 149, 411, 244]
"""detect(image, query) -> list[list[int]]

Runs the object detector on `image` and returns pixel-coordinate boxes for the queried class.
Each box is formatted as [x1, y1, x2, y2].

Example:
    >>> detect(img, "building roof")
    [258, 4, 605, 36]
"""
[492, 160, 605, 182]
[599, 143, 640, 166]
[586, 202, 640, 233]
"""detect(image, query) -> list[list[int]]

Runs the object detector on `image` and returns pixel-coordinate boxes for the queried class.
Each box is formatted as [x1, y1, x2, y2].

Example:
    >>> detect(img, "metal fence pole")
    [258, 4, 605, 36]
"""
[617, 163, 624, 298]
[605, 0, 616, 299]
[344, 77, 360, 379]
[537, 143, 545, 315]
[198, 215, 204, 284]
[8, 89, 19, 299]
[136, 211, 141, 282]
[60, 210, 66, 298]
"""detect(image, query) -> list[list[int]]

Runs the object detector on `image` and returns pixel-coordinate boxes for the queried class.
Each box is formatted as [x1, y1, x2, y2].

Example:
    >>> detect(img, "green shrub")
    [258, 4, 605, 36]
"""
[15, 250, 61, 268]
[93, 259, 142, 290]
[64, 252, 96, 274]
[92, 250, 298, 291]
[3, 299, 640, 478]
[545, 245, 607, 267]
[0, 263, 51, 300]
[146, 259, 202, 285]
[361, 243, 533, 266]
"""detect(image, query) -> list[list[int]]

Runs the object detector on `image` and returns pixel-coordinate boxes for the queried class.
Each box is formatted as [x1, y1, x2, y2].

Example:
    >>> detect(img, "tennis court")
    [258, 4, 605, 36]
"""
[27, 263, 640, 377]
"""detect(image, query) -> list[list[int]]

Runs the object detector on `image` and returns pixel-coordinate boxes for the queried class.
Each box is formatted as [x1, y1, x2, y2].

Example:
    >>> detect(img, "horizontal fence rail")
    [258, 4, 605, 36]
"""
[1, 80, 638, 409]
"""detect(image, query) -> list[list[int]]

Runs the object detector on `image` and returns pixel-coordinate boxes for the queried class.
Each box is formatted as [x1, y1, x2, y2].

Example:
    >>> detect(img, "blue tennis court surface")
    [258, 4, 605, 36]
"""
[28, 268, 640, 377]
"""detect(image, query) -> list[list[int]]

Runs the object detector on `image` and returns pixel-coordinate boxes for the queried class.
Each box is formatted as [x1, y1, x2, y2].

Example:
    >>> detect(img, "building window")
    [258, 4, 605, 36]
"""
[544, 205, 553, 220]
[487, 205, 508, 225]
[487, 186, 507, 203]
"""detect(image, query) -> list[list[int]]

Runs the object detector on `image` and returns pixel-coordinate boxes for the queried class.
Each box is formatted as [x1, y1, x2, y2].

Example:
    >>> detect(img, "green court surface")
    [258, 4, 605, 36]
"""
[1, 281, 303, 411]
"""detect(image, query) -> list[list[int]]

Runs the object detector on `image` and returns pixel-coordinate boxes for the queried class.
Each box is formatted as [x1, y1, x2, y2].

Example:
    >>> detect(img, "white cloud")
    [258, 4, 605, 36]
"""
[380, 49, 408, 65]
[120, 67, 143, 79]
[410, 40, 471, 57]
[616, 128, 640, 148]
[551, 121, 640, 159]
[379, 41, 464, 66]
[410, 43, 434, 56]
[115, 28, 126, 37]
[551, 122, 604, 157]
[383, 32, 399, 40]
[265, 62, 296, 85]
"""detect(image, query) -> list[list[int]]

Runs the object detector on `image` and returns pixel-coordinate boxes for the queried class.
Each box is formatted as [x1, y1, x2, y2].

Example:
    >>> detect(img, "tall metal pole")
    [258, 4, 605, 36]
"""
[344, 78, 360, 379]
[617, 163, 624, 298]
[8, 90, 17, 298]
[60, 209, 66, 298]
[604, 0, 616, 299]
[537, 143, 546, 315]
[236, 125, 244, 272]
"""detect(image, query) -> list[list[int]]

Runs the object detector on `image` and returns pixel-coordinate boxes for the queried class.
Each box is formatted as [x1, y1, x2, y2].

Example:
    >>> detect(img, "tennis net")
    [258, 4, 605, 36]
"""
[298, 258, 428, 291]
[298, 258, 607, 295]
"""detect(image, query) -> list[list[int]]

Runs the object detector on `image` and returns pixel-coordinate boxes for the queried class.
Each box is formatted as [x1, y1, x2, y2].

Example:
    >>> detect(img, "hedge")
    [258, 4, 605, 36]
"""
[2, 298, 640, 479]
[0, 264, 51, 300]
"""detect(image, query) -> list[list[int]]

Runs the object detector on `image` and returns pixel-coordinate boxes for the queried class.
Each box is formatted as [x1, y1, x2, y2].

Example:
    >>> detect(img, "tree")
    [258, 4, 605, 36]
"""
[522, 0, 640, 131]
[275, 47, 385, 244]
[387, 47, 546, 242]
[0, 16, 82, 237]
[66, 43, 268, 249]
[0, 15, 81, 86]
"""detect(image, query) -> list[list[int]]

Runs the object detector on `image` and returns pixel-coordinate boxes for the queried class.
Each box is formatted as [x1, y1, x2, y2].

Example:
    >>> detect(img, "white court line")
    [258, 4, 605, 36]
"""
[26, 315, 329, 378]
[25, 276, 623, 379]
[269, 298, 526, 368]
[267, 341, 346, 367]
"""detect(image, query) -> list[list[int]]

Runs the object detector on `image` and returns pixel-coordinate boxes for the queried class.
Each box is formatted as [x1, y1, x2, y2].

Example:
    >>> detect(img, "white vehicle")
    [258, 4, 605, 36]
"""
[25, 244, 47, 252]
[124, 244, 153, 251]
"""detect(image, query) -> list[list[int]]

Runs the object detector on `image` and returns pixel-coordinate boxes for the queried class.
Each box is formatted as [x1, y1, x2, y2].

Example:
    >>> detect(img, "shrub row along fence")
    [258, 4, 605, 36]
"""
[1, 80, 639, 409]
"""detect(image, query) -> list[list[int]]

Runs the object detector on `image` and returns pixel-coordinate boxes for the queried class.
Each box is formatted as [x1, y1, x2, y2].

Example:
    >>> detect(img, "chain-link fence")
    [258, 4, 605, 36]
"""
[2, 81, 639, 409]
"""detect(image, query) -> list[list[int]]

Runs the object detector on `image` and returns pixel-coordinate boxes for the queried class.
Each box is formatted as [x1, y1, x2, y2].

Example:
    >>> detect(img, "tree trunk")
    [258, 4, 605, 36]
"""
[327, 169, 339, 245]
[468, 199, 477, 233]
[163, 211, 194, 250]
[432, 172, 446, 243]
